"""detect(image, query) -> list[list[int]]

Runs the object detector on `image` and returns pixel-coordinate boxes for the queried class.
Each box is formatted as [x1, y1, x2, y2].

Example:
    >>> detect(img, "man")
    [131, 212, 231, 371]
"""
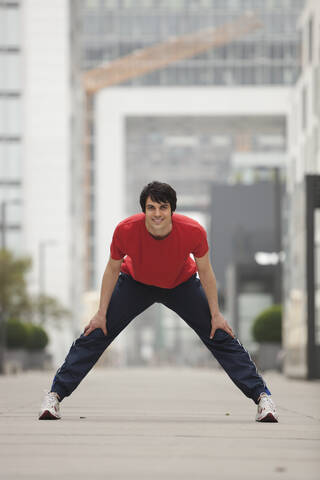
[39, 181, 278, 422]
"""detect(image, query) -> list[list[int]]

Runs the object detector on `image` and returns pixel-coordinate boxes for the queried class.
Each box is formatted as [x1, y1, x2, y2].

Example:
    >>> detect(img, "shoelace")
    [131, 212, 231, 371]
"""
[260, 395, 275, 411]
[43, 392, 59, 408]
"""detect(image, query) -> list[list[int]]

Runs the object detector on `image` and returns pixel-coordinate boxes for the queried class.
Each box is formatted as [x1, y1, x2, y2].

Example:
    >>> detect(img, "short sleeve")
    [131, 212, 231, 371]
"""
[110, 225, 126, 260]
[192, 225, 209, 258]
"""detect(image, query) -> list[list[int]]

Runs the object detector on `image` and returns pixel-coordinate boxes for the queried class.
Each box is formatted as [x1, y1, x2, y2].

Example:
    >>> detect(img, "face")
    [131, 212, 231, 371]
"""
[144, 196, 172, 235]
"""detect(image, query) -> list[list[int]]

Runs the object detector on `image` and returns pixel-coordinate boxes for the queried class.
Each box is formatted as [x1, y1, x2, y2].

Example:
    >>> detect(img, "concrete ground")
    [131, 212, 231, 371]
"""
[0, 367, 319, 480]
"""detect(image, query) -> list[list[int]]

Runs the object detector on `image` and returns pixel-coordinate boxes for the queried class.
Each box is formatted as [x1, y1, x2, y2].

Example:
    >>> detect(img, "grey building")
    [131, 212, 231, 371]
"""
[209, 181, 282, 351]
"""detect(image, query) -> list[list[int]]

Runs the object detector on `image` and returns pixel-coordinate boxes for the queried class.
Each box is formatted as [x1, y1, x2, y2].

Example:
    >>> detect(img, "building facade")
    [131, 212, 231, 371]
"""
[1, 1, 308, 367]
[72, 0, 305, 365]
[73, 0, 305, 290]
[0, 0, 73, 365]
[95, 86, 289, 365]
[285, 0, 320, 378]
[0, 1, 23, 253]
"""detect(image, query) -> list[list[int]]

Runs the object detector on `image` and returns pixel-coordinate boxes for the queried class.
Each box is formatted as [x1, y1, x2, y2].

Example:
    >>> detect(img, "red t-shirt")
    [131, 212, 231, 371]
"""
[110, 213, 209, 288]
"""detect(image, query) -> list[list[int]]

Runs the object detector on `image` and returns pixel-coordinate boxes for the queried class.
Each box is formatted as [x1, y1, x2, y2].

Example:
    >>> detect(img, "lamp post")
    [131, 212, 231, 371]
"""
[0, 199, 21, 374]
[38, 240, 56, 325]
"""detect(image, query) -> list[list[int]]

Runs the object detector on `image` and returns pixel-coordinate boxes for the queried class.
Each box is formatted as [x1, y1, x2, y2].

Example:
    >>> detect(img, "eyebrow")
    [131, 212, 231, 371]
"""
[146, 203, 169, 207]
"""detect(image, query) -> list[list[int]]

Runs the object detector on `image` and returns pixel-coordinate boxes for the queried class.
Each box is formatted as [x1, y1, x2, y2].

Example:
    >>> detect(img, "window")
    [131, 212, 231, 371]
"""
[283, 68, 294, 84]
[85, 0, 99, 9]
[0, 98, 21, 136]
[314, 66, 320, 119]
[0, 6, 21, 47]
[0, 53, 21, 90]
[0, 142, 21, 180]
[302, 85, 307, 131]
[0, 182, 21, 199]
[314, 209, 320, 345]
[313, 125, 319, 161]
[308, 16, 313, 63]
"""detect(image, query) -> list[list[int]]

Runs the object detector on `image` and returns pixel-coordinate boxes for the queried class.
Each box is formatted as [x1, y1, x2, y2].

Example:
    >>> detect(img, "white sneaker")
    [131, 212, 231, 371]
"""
[256, 393, 278, 423]
[39, 392, 61, 420]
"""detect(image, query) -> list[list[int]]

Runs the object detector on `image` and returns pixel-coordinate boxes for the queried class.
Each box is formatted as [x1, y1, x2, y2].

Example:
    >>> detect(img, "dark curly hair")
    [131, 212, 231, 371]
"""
[139, 181, 177, 213]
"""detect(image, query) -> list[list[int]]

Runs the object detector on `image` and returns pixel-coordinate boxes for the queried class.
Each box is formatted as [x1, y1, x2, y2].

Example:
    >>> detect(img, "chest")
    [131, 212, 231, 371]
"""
[125, 229, 190, 264]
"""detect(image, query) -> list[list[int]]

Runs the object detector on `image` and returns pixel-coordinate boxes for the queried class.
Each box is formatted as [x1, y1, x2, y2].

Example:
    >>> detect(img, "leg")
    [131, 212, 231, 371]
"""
[163, 275, 270, 403]
[51, 274, 155, 400]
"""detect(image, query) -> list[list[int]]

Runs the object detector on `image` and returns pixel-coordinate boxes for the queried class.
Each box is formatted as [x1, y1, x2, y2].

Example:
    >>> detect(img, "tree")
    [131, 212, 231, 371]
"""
[0, 249, 70, 326]
[0, 249, 32, 319]
[32, 294, 70, 328]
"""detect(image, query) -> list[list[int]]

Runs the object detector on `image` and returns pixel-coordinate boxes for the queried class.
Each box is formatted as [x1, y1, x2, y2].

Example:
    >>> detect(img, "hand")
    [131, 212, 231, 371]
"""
[210, 312, 235, 339]
[84, 311, 107, 337]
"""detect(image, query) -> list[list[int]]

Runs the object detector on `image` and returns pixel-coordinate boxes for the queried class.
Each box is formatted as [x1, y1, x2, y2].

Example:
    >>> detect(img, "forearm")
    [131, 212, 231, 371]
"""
[198, 265, 220, 318]
[98, 263, 121, 315]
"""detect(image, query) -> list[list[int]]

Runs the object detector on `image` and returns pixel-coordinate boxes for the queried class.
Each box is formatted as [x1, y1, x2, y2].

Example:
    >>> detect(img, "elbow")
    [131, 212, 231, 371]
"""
[197, 265, 214, 280]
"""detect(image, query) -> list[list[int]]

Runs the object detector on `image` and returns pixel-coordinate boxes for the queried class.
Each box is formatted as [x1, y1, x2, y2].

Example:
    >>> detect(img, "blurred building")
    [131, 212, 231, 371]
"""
[0, 0, 73, 365]
[69, 0, 305, 366]
[79, 0, 303, 85]
[0, 1, 22, 252]
[1, 1, 307, 367]
[285, 0, 320, 378]
[209, 181, 282, 352]
[73, 0, 304, 290]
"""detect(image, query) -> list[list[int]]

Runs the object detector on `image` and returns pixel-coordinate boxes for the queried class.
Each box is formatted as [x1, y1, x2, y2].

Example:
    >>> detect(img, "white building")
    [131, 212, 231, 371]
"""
[95, 86, 290, 364]
[285, 0, 320, 378]
[1, 0, 73, 364]
[95, 87, 290, 281]
[0, 1, 23, 252]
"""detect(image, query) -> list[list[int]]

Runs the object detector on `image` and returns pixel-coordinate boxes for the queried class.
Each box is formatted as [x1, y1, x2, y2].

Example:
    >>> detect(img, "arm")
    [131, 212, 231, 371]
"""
[194, 252, 234, 339]
[83, 256, 123, 337]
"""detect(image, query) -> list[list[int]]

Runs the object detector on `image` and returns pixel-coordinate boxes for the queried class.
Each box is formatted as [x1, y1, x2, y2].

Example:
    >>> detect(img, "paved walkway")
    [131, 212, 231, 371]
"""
[0, 367, 319, 480]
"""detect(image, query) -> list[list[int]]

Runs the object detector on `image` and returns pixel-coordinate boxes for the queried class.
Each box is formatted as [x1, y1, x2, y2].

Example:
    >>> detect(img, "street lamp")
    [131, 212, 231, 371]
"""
[38, 240, 57, 325]
[0, 198, 21, 374]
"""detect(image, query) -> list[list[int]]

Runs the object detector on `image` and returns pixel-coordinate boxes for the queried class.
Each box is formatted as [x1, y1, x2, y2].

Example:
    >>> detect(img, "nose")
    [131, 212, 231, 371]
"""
[154, 208, 162, 216]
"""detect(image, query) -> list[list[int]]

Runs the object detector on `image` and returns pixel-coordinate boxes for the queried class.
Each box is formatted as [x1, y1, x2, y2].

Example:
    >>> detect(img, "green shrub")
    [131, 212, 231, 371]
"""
[25, 324, 49, 351]
[4, 319, 49, 351]
[251, 305, 282, 343]
[5, 319, 28, 349]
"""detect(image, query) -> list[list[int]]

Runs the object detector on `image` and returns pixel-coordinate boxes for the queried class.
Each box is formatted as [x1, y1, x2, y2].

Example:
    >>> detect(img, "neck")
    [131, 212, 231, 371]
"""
[145, 220, 172, 239]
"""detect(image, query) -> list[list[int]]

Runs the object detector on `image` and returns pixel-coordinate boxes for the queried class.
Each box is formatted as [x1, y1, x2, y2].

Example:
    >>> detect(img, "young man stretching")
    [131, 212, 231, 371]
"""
[39, 181, 278, 422]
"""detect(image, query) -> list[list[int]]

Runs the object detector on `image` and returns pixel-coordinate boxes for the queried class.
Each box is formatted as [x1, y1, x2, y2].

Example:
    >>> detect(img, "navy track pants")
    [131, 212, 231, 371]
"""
[51, 273, 270, 403]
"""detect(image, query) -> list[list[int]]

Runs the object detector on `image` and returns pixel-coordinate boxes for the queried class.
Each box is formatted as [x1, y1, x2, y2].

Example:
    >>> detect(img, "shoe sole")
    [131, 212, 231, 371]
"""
[256, 413, 278, 423]
[39, 410, 61, 420]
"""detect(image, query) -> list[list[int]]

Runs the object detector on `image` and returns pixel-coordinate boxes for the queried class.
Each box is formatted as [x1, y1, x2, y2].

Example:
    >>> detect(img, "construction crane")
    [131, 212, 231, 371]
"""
[82, 13, 262, 288]
[83, 13, 261, 94]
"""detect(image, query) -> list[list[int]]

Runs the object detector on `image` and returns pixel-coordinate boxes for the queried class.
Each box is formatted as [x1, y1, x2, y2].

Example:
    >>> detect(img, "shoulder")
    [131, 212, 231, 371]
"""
[115, 213, 144, 234]
[173, 213, 207, 236]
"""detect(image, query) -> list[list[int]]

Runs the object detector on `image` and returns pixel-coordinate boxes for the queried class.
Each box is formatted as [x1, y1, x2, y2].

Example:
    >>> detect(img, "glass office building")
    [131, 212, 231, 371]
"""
[80, 0, 303, 86]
